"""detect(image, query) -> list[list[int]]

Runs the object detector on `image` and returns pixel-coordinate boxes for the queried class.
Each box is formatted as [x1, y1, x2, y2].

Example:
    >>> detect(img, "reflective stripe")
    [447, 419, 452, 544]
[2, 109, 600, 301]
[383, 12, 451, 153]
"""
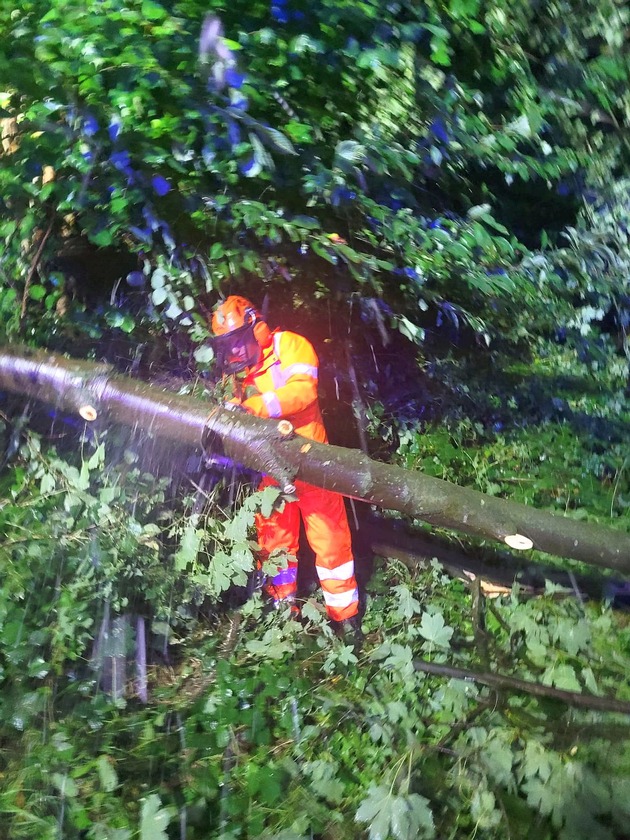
[316, 560, 355, 582]
[272, 333, 318, 386]
[270, 361, 285, 390]
[272, 566, 298, 586]
[283, 362, 318, 380]
[262, 391, 282, 418]
[321, 587, 359, 608]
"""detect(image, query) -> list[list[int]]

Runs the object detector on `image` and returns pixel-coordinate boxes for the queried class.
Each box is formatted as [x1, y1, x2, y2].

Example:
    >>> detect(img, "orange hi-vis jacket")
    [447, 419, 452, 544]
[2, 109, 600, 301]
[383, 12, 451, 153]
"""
[240, 330, 328, 443]
[238, 329, 359, 622]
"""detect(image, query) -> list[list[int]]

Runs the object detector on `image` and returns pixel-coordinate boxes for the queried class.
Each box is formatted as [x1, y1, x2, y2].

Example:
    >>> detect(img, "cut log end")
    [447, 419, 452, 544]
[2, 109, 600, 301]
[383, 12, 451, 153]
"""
[277, 419, 294, 437]
[79, 405, 98, 422]
[504, 533, 534, 551]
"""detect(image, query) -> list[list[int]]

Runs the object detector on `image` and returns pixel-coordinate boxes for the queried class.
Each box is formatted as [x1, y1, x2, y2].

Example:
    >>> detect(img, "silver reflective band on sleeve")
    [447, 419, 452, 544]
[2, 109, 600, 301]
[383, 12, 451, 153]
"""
[316, 561, 355, 582]
[262, 391, 283, 418]
[321, 587, 359, 608]
[283, 363, 318, 380]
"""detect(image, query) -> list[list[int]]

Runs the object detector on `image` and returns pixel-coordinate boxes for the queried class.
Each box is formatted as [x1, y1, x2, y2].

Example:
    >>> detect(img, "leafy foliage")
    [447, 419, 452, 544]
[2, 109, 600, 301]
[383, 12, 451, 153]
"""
[1, 451, 630, 840]
[1, 0, 628, 349]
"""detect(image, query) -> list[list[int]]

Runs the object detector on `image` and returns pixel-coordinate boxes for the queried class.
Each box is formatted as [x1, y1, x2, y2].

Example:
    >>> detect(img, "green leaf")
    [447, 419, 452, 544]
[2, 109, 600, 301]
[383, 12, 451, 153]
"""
[97, 755, 118, 792]
[395, 315, 425, 345]
[543, 663, 581, 692]
[356, 785, 435, 840]
[150, 269, 167, 289]
[120, 314, 135, 333]
[292, 215, 321, 230]
[507, 114, 532, 138]
[91, 229, 115, 247]
[418, 611, 453, 648]
[140, 794, 170, 840]
[392, 794, 435, 839]
[40, 472, 56, 494]
[254, 125, 297, 155]
[392, 585, 422, 620]
[304, 760, 345, 803]
[142, 0, 167, 21]
[194, 344, 214, 364]
[52, 773, 78, 798]
[29, 284, 47, 301]
[152, 288, 168, 306]
[257, 485, 282, 518]
[174, 525, 201, 570]
[87, 444, 105, 470]
[335, 140, 366, 167]
[311, 241, 337, 264]
[222, 38, 242, 51]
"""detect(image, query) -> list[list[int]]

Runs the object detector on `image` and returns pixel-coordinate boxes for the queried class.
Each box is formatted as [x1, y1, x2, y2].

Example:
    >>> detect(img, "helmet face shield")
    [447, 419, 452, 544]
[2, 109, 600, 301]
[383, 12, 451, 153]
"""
[213, 322, 261, 374]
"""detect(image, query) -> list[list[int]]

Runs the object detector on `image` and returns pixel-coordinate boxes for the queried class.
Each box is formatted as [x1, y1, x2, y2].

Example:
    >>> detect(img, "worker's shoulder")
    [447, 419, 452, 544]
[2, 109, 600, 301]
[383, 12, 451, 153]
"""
[275, 329, 319, 360]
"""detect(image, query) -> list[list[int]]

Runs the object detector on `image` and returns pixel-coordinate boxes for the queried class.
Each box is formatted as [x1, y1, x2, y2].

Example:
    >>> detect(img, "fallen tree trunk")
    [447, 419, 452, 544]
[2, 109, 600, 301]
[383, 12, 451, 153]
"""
[1, 346, 629, 573]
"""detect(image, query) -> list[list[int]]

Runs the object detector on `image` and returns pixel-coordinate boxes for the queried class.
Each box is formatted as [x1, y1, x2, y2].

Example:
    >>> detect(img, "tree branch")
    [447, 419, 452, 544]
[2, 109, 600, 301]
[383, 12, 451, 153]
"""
[413, 658, 630, 715]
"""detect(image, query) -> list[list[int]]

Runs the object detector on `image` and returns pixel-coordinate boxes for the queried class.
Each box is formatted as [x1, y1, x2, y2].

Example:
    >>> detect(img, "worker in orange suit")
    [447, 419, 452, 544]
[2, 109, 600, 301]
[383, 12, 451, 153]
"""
[211, 295, 360, 629]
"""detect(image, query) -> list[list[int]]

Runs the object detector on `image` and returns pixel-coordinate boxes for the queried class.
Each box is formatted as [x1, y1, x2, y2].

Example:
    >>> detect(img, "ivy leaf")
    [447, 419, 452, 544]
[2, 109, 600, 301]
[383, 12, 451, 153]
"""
[140, 794, 170, 840]
[418, 611, 453, 648]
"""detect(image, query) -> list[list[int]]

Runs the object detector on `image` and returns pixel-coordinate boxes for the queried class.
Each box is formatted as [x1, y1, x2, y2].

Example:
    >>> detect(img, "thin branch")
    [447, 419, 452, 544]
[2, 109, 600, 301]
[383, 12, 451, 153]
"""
[19, 215, 55, 330]
[413, 658, 630, 715]
[540, 88, 622, 131]
[345, 341, 369, 454]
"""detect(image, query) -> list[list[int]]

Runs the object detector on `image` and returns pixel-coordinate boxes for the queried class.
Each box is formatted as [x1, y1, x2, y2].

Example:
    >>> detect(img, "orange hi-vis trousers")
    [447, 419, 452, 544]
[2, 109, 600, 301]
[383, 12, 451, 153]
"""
[255, 476, 359, 622]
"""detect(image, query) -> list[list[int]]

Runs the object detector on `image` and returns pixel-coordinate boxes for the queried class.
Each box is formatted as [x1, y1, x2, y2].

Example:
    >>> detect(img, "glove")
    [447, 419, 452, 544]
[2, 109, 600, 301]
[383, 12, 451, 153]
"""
[223, 400, 247, 413]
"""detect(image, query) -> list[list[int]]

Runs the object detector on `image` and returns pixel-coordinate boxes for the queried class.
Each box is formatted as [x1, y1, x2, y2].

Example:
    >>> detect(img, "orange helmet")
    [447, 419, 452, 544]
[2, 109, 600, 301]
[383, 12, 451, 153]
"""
[211, 296, 271, 373]
[211, 295, 258, 336]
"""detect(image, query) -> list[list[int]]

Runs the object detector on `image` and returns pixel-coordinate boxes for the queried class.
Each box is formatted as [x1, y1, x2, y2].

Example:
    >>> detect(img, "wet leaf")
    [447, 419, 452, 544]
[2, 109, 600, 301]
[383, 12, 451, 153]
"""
[97, 755, 118, 792]
[140, 794, 170, 840]
[356, 785, 435, 840]
[418, 611, 453, 648]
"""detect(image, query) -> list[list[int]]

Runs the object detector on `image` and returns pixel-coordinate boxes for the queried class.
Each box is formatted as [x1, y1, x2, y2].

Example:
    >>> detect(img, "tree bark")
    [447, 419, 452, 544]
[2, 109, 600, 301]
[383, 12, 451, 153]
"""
[1, 346, 629, 573]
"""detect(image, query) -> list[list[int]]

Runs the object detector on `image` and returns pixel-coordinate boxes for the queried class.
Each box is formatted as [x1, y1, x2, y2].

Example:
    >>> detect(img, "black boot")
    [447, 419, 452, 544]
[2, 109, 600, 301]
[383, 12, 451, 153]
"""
[330, 614, 363, 649]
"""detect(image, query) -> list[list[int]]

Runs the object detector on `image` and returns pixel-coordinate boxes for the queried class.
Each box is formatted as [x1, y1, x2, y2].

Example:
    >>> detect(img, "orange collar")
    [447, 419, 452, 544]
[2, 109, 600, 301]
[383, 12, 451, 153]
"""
[242, 330, 280, 384]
